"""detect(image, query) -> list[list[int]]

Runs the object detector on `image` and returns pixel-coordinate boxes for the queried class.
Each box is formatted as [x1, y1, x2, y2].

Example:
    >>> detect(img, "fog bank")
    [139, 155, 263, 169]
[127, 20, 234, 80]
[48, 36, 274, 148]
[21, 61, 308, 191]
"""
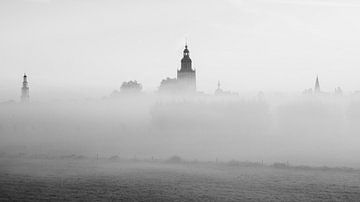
[1, 94, 360, 167]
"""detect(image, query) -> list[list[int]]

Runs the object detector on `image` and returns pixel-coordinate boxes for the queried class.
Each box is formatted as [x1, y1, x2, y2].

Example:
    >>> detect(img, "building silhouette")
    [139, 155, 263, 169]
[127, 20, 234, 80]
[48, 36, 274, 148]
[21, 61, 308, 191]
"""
[214, 80, 238, 96]
[334, 86, 343, 95]
[177, 44, 196, 92]
[158, 44, 197, 93]
[21, 74, 29, 102]
[215, 80, 223, 95]
[314, 75, 320, 94]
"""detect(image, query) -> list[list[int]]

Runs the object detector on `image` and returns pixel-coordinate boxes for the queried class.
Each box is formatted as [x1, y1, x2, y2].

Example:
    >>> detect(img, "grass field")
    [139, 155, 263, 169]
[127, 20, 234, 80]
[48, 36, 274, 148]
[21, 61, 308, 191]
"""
[0, 157, 360, 201]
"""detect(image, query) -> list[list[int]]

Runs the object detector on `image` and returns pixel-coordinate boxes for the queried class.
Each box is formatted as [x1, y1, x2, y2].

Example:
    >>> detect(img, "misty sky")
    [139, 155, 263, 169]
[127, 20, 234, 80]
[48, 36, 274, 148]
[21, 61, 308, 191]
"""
[1, 0, 360, 101]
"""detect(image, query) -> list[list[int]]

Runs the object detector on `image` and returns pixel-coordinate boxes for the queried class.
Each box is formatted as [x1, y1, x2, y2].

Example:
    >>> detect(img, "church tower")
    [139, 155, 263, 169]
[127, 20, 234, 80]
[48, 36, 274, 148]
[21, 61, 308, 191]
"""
[314, 75, 320, 94]
[21, 74, 29, 102]
[177, 44, 196, 92]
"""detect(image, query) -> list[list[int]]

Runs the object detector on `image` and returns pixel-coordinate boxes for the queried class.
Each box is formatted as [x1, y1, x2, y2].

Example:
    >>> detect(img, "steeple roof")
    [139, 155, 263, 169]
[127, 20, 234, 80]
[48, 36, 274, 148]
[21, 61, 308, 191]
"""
[315, 75, 320, 93]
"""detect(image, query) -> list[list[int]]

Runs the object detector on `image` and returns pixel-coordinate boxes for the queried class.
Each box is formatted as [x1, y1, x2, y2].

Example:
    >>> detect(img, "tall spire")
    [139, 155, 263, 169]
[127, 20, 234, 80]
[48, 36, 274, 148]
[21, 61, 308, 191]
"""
[177, 42, 196, 92]
[215, 80, 223, 95]
[314, 75, 320, 94]
[180, 43, 192, 71]
[21, 74, 30, 102]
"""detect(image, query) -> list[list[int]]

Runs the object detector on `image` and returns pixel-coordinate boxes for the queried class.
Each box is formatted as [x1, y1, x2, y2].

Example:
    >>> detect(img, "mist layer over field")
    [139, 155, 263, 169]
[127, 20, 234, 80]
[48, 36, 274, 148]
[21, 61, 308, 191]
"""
[1, 93, 360, 167]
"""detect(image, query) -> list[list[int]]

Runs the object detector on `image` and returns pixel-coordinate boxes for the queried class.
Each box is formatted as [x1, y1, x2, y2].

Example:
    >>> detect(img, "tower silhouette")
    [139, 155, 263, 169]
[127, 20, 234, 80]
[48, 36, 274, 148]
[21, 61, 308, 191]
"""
[177, 44, 196, 92]
[215, 80, 223, 95]
[21, 74, 29, 102]
[314, 76, 320, 94]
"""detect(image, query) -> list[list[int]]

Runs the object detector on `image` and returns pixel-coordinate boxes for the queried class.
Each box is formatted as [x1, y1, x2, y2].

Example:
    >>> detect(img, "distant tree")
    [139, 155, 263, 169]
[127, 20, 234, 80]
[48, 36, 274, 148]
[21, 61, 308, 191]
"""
[335, 87, 343, 95]
[120, 80, 143, 93]
[159, 77, 178, 93]
[165, 155, 183, 163]
[110, 90, 120, 98]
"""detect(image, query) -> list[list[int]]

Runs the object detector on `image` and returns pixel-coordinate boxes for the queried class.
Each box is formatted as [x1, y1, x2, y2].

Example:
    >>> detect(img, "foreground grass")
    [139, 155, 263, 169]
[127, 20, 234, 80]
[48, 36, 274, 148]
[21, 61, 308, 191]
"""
[0, 157, 360, 201]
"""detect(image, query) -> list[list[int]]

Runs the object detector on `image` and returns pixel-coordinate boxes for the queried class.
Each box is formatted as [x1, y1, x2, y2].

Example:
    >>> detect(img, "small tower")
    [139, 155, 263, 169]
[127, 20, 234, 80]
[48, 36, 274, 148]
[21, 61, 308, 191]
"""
[177, 44, 196, 92]
[215, 80, 223, 95]
[314, 75, 320, 94]
[21, 74, 30, 102]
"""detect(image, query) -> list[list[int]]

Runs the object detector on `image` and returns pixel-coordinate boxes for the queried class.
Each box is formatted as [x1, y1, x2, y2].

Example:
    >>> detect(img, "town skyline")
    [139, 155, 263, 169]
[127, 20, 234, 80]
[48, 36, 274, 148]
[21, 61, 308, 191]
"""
[1, 0, 360, 101]
[1, 51, 355, 103]
[8, 43, 352, 103]
[0, 41, 355, 104]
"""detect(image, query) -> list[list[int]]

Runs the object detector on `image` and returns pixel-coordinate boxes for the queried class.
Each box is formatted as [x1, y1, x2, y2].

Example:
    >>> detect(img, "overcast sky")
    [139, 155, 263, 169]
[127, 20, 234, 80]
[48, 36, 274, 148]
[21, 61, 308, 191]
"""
[1, 0, 360, 101]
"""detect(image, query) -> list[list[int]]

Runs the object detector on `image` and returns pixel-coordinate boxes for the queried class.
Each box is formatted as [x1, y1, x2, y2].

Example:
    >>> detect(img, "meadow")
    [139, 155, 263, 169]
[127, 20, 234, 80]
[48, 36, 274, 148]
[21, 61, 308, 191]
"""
[1, 156, 359, 201]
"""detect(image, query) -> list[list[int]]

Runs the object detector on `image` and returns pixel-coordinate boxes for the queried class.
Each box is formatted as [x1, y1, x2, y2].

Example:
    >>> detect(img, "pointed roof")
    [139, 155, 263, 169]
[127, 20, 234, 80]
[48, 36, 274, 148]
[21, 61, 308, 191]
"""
[315, 75, 320, 93]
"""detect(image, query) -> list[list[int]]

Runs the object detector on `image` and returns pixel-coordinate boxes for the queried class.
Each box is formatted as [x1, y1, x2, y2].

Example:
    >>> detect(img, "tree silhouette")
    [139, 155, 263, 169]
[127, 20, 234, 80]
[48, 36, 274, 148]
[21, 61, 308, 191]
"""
[159, 77, 178, 93]
[120, 80, 142, 93]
